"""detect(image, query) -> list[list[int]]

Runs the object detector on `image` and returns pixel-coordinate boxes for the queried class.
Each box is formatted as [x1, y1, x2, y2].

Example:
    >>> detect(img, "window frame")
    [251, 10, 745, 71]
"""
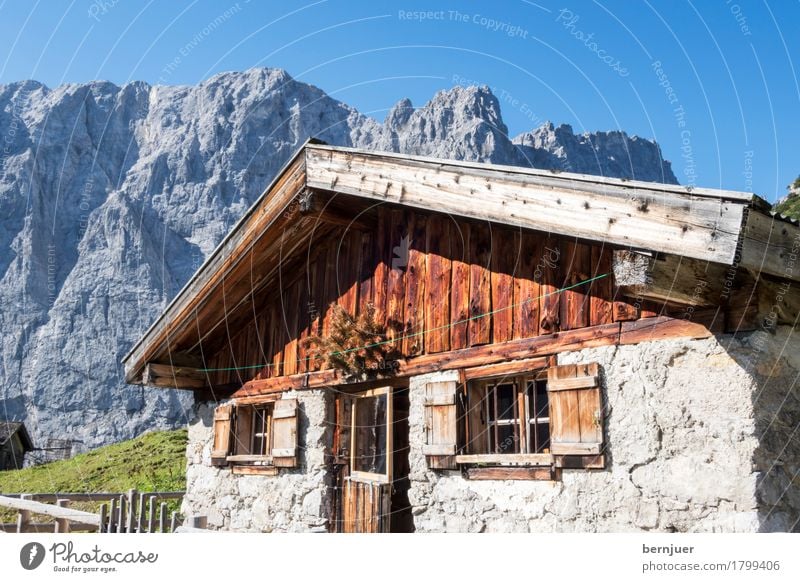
[349, 386, 393, 485]
[226, 402, 275, 466]
[457, 370, 553, 467]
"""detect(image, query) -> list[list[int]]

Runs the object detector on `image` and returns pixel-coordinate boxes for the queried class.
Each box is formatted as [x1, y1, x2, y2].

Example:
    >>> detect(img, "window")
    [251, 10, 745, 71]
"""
[350, 386, 393, 484]
[466, 373, 550, 455]
[421, 363, 606, 478]
[223, 403, 275, 468]
[248, 406, 273, 457]
[209, 398, 299, 471]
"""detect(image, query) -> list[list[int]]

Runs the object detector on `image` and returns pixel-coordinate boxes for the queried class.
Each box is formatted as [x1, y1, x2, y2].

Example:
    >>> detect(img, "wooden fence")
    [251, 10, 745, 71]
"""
[0, 490, 203, 533]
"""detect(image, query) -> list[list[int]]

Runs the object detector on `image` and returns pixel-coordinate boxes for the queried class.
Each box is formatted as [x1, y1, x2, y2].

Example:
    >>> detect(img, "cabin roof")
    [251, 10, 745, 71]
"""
[0, 421, 33, 450]
[122, 140, 790, 386]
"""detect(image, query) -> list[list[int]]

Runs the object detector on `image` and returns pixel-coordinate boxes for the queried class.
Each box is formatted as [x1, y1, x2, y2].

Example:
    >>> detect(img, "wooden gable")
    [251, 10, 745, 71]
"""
[202, 203, 631, 389]
[122, 142, 800, 398]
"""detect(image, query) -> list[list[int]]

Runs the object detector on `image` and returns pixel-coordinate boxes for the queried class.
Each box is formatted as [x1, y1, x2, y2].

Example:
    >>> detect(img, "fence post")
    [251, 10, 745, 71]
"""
[126, 489, 136, 534]
[137, 494, 145, 533]
[54, 499, 70, 533]
[16, 494, 32, 533]
[147, 496, 156, 533]
[169, 512, 178, 534]
[158, 502, 167, 533]
[109, 497, 117, 533]
[117, 494, 125, 534]
[98, 503, 108, 533]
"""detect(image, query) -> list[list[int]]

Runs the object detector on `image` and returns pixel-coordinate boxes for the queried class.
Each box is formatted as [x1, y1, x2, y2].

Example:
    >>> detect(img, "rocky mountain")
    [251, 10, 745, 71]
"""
[0, 68, 677, 455]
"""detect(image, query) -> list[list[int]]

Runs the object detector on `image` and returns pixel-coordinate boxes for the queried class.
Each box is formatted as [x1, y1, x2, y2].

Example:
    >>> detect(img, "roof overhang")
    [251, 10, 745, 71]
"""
[122, 141, 796, 387]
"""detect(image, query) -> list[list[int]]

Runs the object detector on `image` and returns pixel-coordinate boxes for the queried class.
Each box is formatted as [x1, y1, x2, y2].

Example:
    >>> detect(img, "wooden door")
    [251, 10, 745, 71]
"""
[340, 479, 392, 533]
[334, 386, 395, 533]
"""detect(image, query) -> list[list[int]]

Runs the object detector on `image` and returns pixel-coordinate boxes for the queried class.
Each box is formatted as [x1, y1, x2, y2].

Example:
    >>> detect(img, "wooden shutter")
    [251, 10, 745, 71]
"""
[465, 382, 488, 454]
[422, 380, 459, 469]
[211, 404, 233, 466]
[233, 405, 253, 455]
[547, 363, 604, 468]
[271, 398, 299, 468]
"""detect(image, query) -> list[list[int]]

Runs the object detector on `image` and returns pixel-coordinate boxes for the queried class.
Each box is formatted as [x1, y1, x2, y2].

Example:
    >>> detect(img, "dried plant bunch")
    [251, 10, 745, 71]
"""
[304, 303, 395, 376]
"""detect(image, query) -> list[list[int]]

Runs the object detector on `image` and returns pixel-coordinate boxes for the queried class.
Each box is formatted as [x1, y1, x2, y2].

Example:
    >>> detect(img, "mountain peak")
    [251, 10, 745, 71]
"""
[514, 122, 677, 183]
[385, 97, 414, 127]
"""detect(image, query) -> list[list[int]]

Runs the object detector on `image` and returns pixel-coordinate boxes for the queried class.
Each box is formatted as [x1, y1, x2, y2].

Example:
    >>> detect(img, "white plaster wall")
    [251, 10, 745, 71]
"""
[181, 389, 333, 532]
[407, 330, 799, 532]
[181, 328, 800, 532]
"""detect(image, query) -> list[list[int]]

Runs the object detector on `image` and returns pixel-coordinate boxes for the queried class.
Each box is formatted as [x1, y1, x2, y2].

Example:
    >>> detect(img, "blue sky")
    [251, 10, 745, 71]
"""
[0, 0, 798, 201]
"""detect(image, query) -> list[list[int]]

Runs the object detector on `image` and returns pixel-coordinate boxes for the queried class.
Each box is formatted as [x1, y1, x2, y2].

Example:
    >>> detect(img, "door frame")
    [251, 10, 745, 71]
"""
[349, 386, 393, 484]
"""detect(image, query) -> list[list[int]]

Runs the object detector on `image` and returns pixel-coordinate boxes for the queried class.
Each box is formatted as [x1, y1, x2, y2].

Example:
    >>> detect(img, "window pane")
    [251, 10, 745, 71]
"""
[252, 434, 265, 456]
[252, 408, 269, 455]
[495, 424, 516, 454]
[535, 422, 550, 453]
[495, 383, 516, 421]
[535, 380, 549, 419]
[353, 394, 388, 475]
[527, 379, 551, 453]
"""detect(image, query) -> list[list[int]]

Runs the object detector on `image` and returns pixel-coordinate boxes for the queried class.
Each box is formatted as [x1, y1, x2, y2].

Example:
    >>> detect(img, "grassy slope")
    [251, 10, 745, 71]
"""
[774, 194, 800, 221]
[0, 429, 187, 494]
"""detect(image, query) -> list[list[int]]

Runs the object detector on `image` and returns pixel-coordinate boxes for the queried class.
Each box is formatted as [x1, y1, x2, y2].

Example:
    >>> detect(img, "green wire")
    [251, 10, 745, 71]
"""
[199, 272, 610, 373]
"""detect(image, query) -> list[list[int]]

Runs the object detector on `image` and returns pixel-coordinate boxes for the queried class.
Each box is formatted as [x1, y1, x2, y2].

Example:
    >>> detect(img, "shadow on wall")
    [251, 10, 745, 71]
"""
[733, 327, 800, 533]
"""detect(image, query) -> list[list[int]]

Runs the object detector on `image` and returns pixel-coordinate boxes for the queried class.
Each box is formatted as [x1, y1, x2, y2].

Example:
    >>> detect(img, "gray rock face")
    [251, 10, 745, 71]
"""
[514, 122, 676, 182]
[0, 68, 677, 452]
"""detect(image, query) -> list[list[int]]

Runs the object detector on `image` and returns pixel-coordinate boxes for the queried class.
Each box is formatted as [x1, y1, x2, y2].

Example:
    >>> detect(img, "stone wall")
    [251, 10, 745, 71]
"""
[748, 327, 800, 532]
[182, 389, 333, 532]
[182, 328, 800, 532]
[406, 329, 800, 532]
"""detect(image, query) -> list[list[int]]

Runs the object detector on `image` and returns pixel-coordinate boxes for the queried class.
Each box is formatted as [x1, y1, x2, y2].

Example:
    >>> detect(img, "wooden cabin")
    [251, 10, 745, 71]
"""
[0, 421, 33, 470]
[124, 141, 800, 533]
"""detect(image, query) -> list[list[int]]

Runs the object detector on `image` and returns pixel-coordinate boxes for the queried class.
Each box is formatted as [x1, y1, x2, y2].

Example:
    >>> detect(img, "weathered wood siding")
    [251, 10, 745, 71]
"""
[205, 209, 640, 387]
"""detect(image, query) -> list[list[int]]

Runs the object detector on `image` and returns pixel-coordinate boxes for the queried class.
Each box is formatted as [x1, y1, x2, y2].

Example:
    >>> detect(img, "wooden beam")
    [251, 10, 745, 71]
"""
[305, 146, 746, 265]
[740, 210, 800, 282]
[232, 465, 278, 476]
[298, 188, 377, 231]
[464, 467, 556, 480]
[555, 455, 605, 469]
[461, 357, 548, 380]
[455, 453, 552, 465]
[618, 315, 715, 345]
[0, 495, 101, 527]
[228, 303, 744, 401]
[231, 322, 622, 398]
[225, 455, 272, 463]
[614, 251, 728, 308]
[143, 362, 207, 389]
[1, 491, 183, 502]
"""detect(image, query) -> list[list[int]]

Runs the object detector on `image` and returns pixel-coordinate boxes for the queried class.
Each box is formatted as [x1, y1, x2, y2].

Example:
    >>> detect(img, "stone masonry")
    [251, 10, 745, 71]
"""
[182, 389, 333, 532]
[182, 328, 800, 532]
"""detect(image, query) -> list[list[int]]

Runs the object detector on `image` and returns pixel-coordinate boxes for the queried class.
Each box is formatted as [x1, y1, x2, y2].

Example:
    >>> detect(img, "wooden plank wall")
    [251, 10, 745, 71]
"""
[340, 480, 391, 533]
[205, 210, 641, 386]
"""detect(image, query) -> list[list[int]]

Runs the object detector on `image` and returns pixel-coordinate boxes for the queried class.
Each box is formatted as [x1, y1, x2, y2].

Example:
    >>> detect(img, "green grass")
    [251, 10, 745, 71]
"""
[0, 429, 187, 523]
[774, 194, 800, 222]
